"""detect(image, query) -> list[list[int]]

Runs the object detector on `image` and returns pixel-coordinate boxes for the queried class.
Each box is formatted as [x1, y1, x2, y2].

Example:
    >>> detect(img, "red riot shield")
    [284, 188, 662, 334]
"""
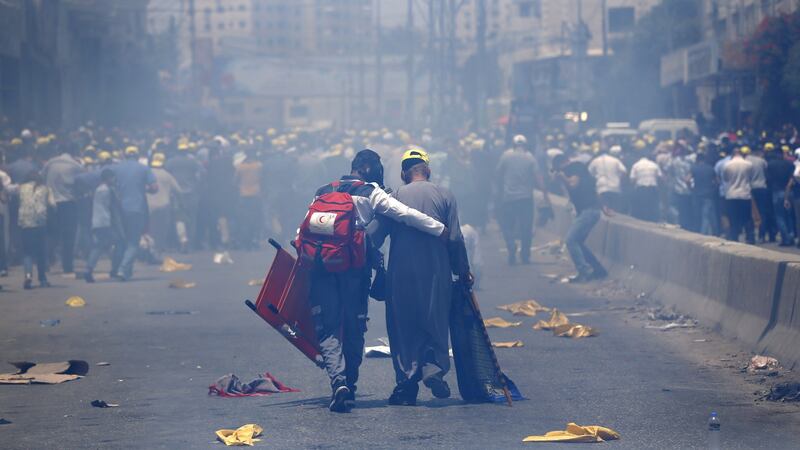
[246, 239, 323, 367]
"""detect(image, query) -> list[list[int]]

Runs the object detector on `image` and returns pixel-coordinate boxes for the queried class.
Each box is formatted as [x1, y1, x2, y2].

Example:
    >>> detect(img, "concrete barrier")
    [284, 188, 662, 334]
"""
[542, 195, 800, 369]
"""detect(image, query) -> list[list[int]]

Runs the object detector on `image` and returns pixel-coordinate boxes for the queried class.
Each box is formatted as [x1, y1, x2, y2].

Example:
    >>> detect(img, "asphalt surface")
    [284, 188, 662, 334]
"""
[1, 224, 800, 449]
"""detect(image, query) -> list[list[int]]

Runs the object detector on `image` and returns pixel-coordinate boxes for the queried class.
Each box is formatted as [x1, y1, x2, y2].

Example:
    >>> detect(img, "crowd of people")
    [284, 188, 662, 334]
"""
[1, 120, 800, 290]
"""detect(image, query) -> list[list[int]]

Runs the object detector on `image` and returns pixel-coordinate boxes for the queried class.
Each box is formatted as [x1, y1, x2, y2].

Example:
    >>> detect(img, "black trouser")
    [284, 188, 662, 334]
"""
[631, 187, 659, 222]
[726, 199, 755, 244]
[309, 267, 370, 391]
[674, 193, 696, 232]
[21, 226, 47, 282]
[54, 201, 78, 273]
[236, 196, 263, 249]
[497, 198, 533, 262]
[752, 188, 775, 241]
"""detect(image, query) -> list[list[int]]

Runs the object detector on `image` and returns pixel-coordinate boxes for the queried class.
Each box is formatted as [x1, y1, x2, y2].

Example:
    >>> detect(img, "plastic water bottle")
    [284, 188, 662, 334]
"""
[708, 411, 721, 450]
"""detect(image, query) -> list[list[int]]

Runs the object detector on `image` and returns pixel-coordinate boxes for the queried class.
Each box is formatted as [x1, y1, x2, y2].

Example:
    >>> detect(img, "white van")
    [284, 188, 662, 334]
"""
[638, 119, 699, 140]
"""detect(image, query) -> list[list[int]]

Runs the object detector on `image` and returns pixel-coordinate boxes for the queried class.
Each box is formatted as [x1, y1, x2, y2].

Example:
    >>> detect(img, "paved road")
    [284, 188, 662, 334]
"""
[1, 225, 799, 449]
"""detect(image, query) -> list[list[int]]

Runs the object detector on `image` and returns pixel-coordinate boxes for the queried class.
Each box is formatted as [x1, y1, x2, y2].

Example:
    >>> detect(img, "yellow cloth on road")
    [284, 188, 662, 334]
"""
[553, 324, 597, 339]
[492, 340, 524, 348]
[65, 296, 85, 307]
[484, 317, 522, 328]
[160, 256, 192, 272]
[497, 300, 550, 317]
[532, 309, 569, 330]
[523, 423, 620, 443]
[215, 424, 263, 446]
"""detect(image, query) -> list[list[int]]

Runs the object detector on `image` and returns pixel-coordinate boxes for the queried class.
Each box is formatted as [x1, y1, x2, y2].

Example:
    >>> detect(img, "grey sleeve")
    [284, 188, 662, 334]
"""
[445, 191, 470, 276]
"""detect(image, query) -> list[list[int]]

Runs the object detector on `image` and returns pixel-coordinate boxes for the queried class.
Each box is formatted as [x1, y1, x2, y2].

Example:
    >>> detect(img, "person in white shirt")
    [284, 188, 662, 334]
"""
[588, 147, 627, 213]
[722, 147, 755, 244]
[629, 154, 662, 222]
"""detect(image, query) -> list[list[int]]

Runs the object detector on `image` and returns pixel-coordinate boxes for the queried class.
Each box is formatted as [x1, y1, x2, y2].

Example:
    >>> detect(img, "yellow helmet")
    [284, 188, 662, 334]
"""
[10, 138, 22, 146]
[740, 145, 751, 155]
[633, 139, 647, 150]
[764, 142, 775, 152]
[82, 156, 95, 165]
[98, 151, 112, 162]
[125, 145, 139, 155]
[177, 141, 189, 151]
[151, 152, 166, 168]
[401, 146, 430, 165]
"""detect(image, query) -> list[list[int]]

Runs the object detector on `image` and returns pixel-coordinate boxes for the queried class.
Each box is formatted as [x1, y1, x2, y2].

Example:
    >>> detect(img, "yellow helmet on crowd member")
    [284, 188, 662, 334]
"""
[644, 134, 656, 144]
[764, 142, 775, 152]
[472, 139, 485, 150]
[401, 146, 430, 166]
[125, 145, 139, 156]
[188, 142, 198, 151]
[266, 128, 277, 137]
[10, 138, 22, 146]
[633, 139, 647, 150]
[84, 145, 96, 154]
[98, 151, 112, 162]
[83, 156, 95, 165]
[740, 145, 751, 155]
[782, 145, 791, 154]
[36, 136, 50, 146]
[177, 141, 189, 151]
[151, 153, 166, 168]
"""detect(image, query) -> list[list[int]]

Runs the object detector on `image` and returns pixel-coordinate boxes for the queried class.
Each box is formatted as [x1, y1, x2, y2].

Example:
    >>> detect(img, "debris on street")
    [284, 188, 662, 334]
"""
[533, 309, 570, 330]
[39, 319, 60, 327]
[213, 251, 234, 264]
[209, 373, 299, 397]
[247, 279, 263, 286]
[96, 362, 111, 366]
[483, 317, 523, 328]
[160, 257, 192, 272]
[758, 382, 800, 402]
[492, 340, 524, 348]
[90, 400, 119, 408]
[748, 355, 780, 373]
[365, 345, 392, 357]
[168, 279, 196, 289]
[553, 324, 597, 339]
[644, 322, 696, 331]
[497, 299, 550, 317]
[522, 423, 620, 443]
[0, 360, 88, 385]
[146, 310, 196, 316]
[65, 296, 86, 307]
[215, 423, 263, 446]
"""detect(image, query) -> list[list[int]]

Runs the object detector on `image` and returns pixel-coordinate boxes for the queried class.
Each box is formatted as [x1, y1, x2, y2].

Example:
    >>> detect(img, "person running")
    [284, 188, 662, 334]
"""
[85, 169, 124, 283]
[552, 154, 610, 283]
[16, 171, 50, 289]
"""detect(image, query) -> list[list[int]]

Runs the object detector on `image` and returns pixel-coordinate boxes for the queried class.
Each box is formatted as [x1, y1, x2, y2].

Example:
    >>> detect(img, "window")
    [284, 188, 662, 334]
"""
[290, 105, 309, 118]
[608, 7, 635, 33]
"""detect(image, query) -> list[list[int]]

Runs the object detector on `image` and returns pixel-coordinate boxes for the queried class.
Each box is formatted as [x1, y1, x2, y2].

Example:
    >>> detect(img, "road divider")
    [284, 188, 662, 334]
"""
[541, 195, 800, 369]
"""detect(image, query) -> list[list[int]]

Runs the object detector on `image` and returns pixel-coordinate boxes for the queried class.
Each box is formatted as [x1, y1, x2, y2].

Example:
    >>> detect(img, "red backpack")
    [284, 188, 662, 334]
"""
[295, 180, 366, 272]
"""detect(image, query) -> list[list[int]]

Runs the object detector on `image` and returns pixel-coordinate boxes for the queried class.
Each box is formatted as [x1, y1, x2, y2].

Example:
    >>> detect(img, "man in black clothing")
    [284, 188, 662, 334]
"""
[691, 152, 719, 236]
[767, 150, 795, 246]
[552, 154, 610, 283]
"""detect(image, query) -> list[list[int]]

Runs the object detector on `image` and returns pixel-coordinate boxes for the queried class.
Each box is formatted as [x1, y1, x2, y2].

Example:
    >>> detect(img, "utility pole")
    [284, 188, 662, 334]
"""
[375, 0, 383, 122]
[188, 0, 197, 100]
[357, 3, 366, 127]
[476, 0, 487, 130]
[601, 0, 608, 57]
[406, 0, 415, 130]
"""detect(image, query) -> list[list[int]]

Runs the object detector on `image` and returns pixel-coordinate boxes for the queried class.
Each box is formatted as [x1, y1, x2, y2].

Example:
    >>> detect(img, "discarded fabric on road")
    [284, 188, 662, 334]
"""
[216, 423, 263, 446]
[169, 279, 196, 289]
[247, 279, 263, 286]
[65, 296, 86, 307]
[0, 360, 89, 385]
[209, 372, 299, 397]
[40, 319, 60, 327]
[90, 400, 119, 408]
[522, 423, 620, 443]
[483, 317, 522, 328]
[497, 300, 550, 317]
[365, 345, 392, 357]
[759, 382, 800, 402]
[492, 341, 524, 348]
[553, 324, 597, 339]
[146, 310, 195, 315]
[533, 309, 570, 330]
[160, 257, 192, 272]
